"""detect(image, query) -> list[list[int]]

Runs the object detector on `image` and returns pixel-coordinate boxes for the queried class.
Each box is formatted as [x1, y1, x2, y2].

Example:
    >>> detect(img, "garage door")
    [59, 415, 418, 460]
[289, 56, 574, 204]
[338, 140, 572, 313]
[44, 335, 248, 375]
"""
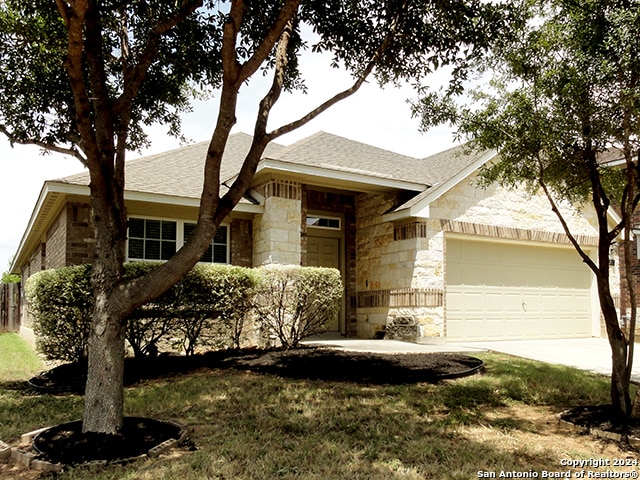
[446, 238, 592, 341]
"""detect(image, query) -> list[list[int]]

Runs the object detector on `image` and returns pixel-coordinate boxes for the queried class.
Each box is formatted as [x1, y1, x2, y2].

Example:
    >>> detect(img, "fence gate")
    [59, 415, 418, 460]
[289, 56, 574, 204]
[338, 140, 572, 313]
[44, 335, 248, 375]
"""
[0, 282, 20, 332]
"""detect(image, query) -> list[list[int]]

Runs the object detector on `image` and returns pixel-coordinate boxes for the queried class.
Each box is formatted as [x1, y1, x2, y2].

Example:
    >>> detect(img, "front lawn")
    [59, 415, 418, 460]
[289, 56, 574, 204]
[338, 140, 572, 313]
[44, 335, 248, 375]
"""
[0, 341, 638, 480]
[0, 333, 42, 382]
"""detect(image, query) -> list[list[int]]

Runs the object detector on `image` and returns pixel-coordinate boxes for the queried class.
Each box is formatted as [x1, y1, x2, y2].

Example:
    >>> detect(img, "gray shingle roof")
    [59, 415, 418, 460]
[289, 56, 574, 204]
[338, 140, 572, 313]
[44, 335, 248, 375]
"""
[270, 131, 432, 184]
[419, 144, 490, 185]
[56, 131, 486, 200]
[59, 133, 286, 199]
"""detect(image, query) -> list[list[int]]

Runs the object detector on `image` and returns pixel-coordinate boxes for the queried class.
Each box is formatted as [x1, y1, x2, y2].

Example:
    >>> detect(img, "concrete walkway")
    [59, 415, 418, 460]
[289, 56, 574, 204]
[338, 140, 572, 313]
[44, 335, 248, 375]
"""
[304, 336, 640, 383]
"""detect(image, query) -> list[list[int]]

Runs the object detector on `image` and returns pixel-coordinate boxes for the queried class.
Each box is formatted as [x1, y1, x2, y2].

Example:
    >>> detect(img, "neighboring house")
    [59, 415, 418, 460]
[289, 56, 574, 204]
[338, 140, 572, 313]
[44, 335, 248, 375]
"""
[10, 131, 615, 343]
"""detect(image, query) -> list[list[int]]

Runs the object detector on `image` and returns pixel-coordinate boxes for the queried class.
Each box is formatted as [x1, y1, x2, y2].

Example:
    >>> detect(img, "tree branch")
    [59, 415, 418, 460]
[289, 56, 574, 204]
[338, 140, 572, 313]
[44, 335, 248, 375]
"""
[60, 1, 100, 163]
[221, 0, 244, 85]
[55, 0, 70, 27]
[237, 0, 300, 85]
[267, 2, 405, 141]
[219, 15, 297, 210]
[536, 156, 600, 275]
[113, 0, 203, 115]
[0, 125, 88, 166]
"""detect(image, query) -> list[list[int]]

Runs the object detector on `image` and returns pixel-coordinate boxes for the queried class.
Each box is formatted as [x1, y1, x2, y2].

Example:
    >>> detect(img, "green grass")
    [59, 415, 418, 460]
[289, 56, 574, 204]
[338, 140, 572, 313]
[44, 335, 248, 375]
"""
[0, 333, 42, 382]
[0, 349, 625, 480]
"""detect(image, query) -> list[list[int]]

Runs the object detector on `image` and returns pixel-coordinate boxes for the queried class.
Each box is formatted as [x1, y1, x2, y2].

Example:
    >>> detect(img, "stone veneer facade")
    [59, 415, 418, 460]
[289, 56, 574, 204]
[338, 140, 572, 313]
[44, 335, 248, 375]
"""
[353, 174, 612, 341]
[252, 179, 302, 266]
[355, 192, 445, 340]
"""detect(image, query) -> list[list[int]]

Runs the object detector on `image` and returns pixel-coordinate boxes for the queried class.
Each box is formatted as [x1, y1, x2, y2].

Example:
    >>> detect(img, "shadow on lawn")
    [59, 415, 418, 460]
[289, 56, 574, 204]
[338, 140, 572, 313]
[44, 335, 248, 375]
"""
[23, 347, 484, 395]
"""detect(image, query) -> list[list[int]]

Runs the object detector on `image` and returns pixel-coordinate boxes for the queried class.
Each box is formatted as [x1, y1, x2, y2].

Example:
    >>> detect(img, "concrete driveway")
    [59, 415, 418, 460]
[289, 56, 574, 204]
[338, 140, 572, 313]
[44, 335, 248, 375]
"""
[455, 338, 640, 384]
[304, 336, 640, 383]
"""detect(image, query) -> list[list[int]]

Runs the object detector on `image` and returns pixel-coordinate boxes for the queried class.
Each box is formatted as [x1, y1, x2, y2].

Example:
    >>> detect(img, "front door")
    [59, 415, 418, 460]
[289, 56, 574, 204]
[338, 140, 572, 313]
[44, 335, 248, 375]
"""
[307, 235, 341, 332]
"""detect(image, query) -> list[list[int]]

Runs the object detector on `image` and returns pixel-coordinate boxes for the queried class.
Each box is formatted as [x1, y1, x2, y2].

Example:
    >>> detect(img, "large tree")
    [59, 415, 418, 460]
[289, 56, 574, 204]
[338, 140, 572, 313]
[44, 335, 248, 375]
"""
[0, 0, 509, 435]
[417, 0, 640, 419]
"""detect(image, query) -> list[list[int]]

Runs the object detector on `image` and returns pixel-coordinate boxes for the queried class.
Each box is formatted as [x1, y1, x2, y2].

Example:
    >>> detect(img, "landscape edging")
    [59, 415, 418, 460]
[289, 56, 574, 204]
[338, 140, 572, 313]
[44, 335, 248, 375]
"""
[0, 419, 190, 473]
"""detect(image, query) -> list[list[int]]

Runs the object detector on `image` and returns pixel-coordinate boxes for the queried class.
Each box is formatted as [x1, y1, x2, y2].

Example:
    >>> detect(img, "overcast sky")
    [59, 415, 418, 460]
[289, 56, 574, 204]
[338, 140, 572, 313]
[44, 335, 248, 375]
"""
[0, 48, 460, 275]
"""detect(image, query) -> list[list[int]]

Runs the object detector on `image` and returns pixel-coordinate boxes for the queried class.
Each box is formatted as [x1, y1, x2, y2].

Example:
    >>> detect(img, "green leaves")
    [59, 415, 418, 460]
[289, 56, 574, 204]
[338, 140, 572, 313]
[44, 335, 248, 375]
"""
[253, 265, 343, 349]
[439, 0, 640, 207]
[0, 1, 72, 146]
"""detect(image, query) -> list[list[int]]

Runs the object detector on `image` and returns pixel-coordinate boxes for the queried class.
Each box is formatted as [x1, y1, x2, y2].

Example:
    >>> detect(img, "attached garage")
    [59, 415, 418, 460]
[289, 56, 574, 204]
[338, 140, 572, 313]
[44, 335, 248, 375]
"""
[445, 237, 593, 341]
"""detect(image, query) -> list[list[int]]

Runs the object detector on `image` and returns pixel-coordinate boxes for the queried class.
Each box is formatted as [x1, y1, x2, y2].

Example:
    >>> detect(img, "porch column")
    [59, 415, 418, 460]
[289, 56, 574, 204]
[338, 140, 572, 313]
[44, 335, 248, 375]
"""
[253, 178, 302, 265]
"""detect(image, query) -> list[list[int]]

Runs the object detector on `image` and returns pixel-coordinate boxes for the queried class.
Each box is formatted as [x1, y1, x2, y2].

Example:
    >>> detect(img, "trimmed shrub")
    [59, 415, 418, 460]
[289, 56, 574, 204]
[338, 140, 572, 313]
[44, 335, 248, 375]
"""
[253, 265, 343, 349]
[24, 264, 93, 363]
[204, 265, 260, 350]
[169, 264, 259, 355]
[25, 262, 337, 359]
[124, 262, 176, 359]
[25, 262, 260, 361]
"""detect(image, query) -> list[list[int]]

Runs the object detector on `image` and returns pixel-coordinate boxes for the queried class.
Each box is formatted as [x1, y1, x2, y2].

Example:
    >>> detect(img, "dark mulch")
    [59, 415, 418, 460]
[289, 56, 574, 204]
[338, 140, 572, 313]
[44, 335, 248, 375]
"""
[560, 404, 640, 440]
[32, 417, 182, 466]
[225, 348, 484, 383]
[27, 347, 485, 395]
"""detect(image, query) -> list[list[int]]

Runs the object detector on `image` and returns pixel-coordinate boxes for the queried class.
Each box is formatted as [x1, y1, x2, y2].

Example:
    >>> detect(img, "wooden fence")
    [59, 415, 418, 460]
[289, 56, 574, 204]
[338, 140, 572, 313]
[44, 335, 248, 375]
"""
[0, 282, 20, 332]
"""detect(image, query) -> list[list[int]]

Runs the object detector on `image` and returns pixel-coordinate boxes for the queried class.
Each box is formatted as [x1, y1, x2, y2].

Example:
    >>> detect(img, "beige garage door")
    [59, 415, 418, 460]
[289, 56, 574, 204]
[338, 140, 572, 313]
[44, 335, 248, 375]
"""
[446, 238, 592, 341]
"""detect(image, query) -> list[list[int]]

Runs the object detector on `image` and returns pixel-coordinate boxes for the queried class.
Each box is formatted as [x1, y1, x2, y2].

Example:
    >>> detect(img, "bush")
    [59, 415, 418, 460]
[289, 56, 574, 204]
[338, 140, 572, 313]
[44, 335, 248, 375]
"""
[169, 264, 259, 355]
[25, 262, 260, 361]
[204, 265, 259, 350]
[253, 265, 342, 349]
[24, 262, 334, 360]
[124, 262, 176, 359]
[24, 264, 93, 363]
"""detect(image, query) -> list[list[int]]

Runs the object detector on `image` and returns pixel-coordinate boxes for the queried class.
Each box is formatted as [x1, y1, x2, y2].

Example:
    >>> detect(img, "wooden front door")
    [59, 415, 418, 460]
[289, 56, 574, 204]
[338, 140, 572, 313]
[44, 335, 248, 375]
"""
[307, 236, 341, 332]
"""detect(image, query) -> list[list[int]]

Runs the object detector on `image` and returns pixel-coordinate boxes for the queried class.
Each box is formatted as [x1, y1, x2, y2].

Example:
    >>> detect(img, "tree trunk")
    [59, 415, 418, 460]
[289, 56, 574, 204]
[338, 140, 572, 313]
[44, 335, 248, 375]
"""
[609, 334, 631, 418]
[599, 279, 632, 418]
[82, 146, 129, 434]
[82, 296, 127, 434]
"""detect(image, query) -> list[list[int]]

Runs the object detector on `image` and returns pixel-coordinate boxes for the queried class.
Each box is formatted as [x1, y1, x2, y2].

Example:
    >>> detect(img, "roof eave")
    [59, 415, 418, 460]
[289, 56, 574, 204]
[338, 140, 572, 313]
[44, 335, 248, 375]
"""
[122, 190, 263, 213]
[255, 158, 427, 192]
[10, 181, 85, 274]
[382, 149, 498, 222]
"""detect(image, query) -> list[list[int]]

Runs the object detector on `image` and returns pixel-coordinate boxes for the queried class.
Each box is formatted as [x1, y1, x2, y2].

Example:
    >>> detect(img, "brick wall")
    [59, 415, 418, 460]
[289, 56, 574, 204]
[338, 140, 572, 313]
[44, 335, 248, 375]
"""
[230, 219, 253, 267]
[65, 203, 94, 266]
[44, 207, 67, 269]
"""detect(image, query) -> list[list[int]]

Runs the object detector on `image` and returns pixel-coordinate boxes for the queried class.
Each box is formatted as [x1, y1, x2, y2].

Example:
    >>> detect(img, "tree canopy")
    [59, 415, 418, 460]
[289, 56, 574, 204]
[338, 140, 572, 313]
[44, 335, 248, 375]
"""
[417, 0, 640, 418]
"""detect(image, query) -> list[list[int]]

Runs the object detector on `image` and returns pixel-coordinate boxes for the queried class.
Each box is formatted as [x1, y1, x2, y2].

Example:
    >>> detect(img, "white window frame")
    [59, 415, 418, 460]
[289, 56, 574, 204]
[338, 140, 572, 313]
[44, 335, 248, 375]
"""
[127, 215, 230, 264]
[183, 221, 230, 265]
[127, 217, 178, 262]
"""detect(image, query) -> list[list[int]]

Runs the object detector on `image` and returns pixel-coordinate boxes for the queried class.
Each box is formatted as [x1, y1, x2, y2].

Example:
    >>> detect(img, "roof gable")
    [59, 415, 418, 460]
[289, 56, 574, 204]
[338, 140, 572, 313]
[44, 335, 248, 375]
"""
[384, 147, 497, 221]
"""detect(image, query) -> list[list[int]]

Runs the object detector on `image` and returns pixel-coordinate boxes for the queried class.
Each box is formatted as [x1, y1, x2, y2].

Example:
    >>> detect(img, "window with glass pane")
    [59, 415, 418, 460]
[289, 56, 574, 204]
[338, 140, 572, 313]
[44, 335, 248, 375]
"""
[128, 218, 177, 260]
[184, 223, 229, 264]
[306, 216, 340, 229]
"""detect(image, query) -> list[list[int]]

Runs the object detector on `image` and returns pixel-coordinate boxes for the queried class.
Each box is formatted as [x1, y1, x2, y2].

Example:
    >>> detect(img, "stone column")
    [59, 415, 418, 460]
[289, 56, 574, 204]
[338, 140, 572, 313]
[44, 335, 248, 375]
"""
[253, 179, 302, 266]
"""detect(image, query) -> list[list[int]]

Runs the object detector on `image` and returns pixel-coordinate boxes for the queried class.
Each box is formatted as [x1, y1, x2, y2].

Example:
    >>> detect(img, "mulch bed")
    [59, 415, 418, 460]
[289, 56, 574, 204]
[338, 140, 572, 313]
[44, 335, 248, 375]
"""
[560, 404, 640, 439]
[32, 417, 182, 465]
[27, 347, 485, 395]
